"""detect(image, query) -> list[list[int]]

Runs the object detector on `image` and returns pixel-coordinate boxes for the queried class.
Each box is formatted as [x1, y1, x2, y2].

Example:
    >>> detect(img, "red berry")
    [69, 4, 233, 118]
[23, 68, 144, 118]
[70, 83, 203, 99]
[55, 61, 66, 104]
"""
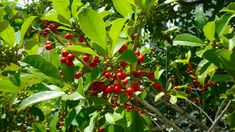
[137, 55, 145, 62]
[117, 72, 126, 80]
[98, 128, 105, 132]
[106, 85, 114, 93]
[93, 56, 99, 63]
[125, 87, 134, 96]
[116, 68, 122, 73]
[114, 85, 121, 93]
[83, 54, 90, 62]
[120, 61, 128, 67]
[97, 82, 106, 91]
[126, 105, 133, 111]
[104, 72, 111, 78]
[79, 37, 85, 42]
[49, 24, 58, 31]
[201, 87, 205, 91]
[66, 60, 73, 67]
[61, 50, 69, 57]
[135, 50, 140, 56]
[132, 82, 139, 91]
[122, 79, 128, 85]
[65, 33, 72, 39]
[60, 57, 67, 63]
[67, 53, 75, 61]
[66, 42, 73, 46]
[137, 70, 143, 76]
[133, 33, 139, 39]
[90, 62, 98, 67]
[46, 44, 52, 50]
[118, 44, 128, 53]
[146, 72, 154, 79]
[152, 83, 161, 89]
[74, 71, 82, 79]
[43, 30, 48, 37]
[112, 73, 117, 79]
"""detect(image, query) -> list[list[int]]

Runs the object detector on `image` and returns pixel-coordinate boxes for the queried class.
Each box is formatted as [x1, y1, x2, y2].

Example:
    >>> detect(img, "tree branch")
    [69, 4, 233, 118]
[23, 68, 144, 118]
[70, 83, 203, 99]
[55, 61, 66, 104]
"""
[133, 94, 184, 132]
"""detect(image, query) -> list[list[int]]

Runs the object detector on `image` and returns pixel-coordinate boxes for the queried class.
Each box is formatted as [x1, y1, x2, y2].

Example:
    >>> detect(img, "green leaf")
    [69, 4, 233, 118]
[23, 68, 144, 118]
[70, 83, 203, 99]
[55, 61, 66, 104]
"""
[227, 111, 235, 130]
[60, 63, 76, 83]
[173, 33, 205, 47]
[116, 50, 138, 63]
[71, 0, 83, 20]
[128, 111, 144, 132]
[52, 0, 71, 21]
[32, 123, 46, 132]
[19, 91, 65, 110]
[169, 95, 177, 104]
[216, 13, 235, 37]
[203, 21, 215, 42]
[79, 8, 107, 50]
[222, 2, 235, 14]
[64, 45, 97, 55]
[112, 0, 133, 18]
[65, 106, 82, 128]
[84, 111, 98, 132]
[0, 79, 18, 92]
[0, 21, 15, 47]
[62, 92, 84, 101]
[194, 5, 207, 30]
[20, 16, 37, 42]
[42, 13, 70, 27]
[105, 113, 116, 124]
[211, 74, 234, 82]
[110, 18, 127, 56]
[49, 111, 59, 132]
[154, 92, 165, 102]
[22, 55, 62, 81]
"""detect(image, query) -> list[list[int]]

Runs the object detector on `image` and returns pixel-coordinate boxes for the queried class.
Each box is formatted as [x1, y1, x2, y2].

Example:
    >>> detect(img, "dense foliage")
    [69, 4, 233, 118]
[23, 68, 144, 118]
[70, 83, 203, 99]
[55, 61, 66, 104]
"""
[0, 0, 235, 131]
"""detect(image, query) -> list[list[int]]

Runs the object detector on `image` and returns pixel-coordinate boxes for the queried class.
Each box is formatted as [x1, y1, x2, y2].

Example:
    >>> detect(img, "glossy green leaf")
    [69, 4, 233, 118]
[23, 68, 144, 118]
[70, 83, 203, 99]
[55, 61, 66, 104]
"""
[227, 111, 235, 130]
[173, 33, 205, 47]
[105, 113, 116, 124]
[49, 111, 59, 132]
[194, 5, 207, 30]
[71, 0, 83, 20]
[116, 50, 138, 63]
[112, 0, 133, 18]
[20, 16, 37, 42]
[216, 13, 235, 37]
[110, 18, 127, 56]
[22, 55, 62, 81]
[62, 92, 84, 101]
[19, 91, 65, 110]
[203, 21, 215, 42]
[211, 74, 234, 82]
[64, 45, 97, 55]
[84, 111, 98, 132]
[0, 21, 15, 47]
[0, 79, 18, 92]
[42, 13, 70, 27]
[222, 2, 235, 14]
[60, 63, 76, 83]
[32, 123, 46, 132]
[65, 106, 82, 128]
[154, 92, 165, 102]
[52, 0, 71, 21]
[79, 8, 107, 50]
[128, 111, 144, 132]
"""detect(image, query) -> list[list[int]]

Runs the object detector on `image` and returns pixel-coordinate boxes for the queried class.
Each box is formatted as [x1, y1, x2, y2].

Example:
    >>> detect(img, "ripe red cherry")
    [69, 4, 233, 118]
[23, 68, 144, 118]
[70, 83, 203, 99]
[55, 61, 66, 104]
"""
[61, 50, 69, 57]
[125, 87, 134, 96]
[106, 85, 114, 93]
[117, 72, 126, 80]
[126, 105, 133, 111]
[74, 71, 82, 79]
[43, 30, 48, 37]
[152, 83, 161, 89]
[104, 72, 111, 78]
[133, 33, 139, 39]
[114, 85, 121, 93]
[66, 60, 73, 67]
[132, 82, 139, 91]
[98, 128, 105, 132]
[118, 44, 128, 53]
[112, 73, 117, 79]
[65, 33, 72, 39]
[83, 54, 90, 62]
[46, 44, 52, 50]
[49, 24, 58, 31]
[137, 55, 145, 62]
[60, 57, 67, 63]
[116, 68, 122, 73]
[122, 79, 128, 85]
[146, 72, 154, 79]
[93, 56, 99, 63]
[137, 70, 143, 76]
[67, 53, 75, 61]
[79, 37, 85, 42]
[97, 82, 106, 91]
[120, 61, 128, 67]
[135, 50, 140, 56]
[201, 87, 205, 91]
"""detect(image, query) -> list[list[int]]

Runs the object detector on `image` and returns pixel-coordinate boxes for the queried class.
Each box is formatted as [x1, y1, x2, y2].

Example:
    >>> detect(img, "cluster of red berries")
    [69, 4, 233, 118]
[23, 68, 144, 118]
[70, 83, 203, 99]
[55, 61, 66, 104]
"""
[82, 53, 100, 67]
[45, 40, 53, 50]
[60, 50, 75, 67]
[42, 20, 58, 37]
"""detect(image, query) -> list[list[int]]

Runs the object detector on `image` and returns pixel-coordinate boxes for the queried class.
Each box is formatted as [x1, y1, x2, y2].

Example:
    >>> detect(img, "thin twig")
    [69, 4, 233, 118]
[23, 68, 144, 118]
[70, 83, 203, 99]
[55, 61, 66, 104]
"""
[208, 100, 231, 132]
[133, 94, 184, 132]
[215, 98, 228, 119]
